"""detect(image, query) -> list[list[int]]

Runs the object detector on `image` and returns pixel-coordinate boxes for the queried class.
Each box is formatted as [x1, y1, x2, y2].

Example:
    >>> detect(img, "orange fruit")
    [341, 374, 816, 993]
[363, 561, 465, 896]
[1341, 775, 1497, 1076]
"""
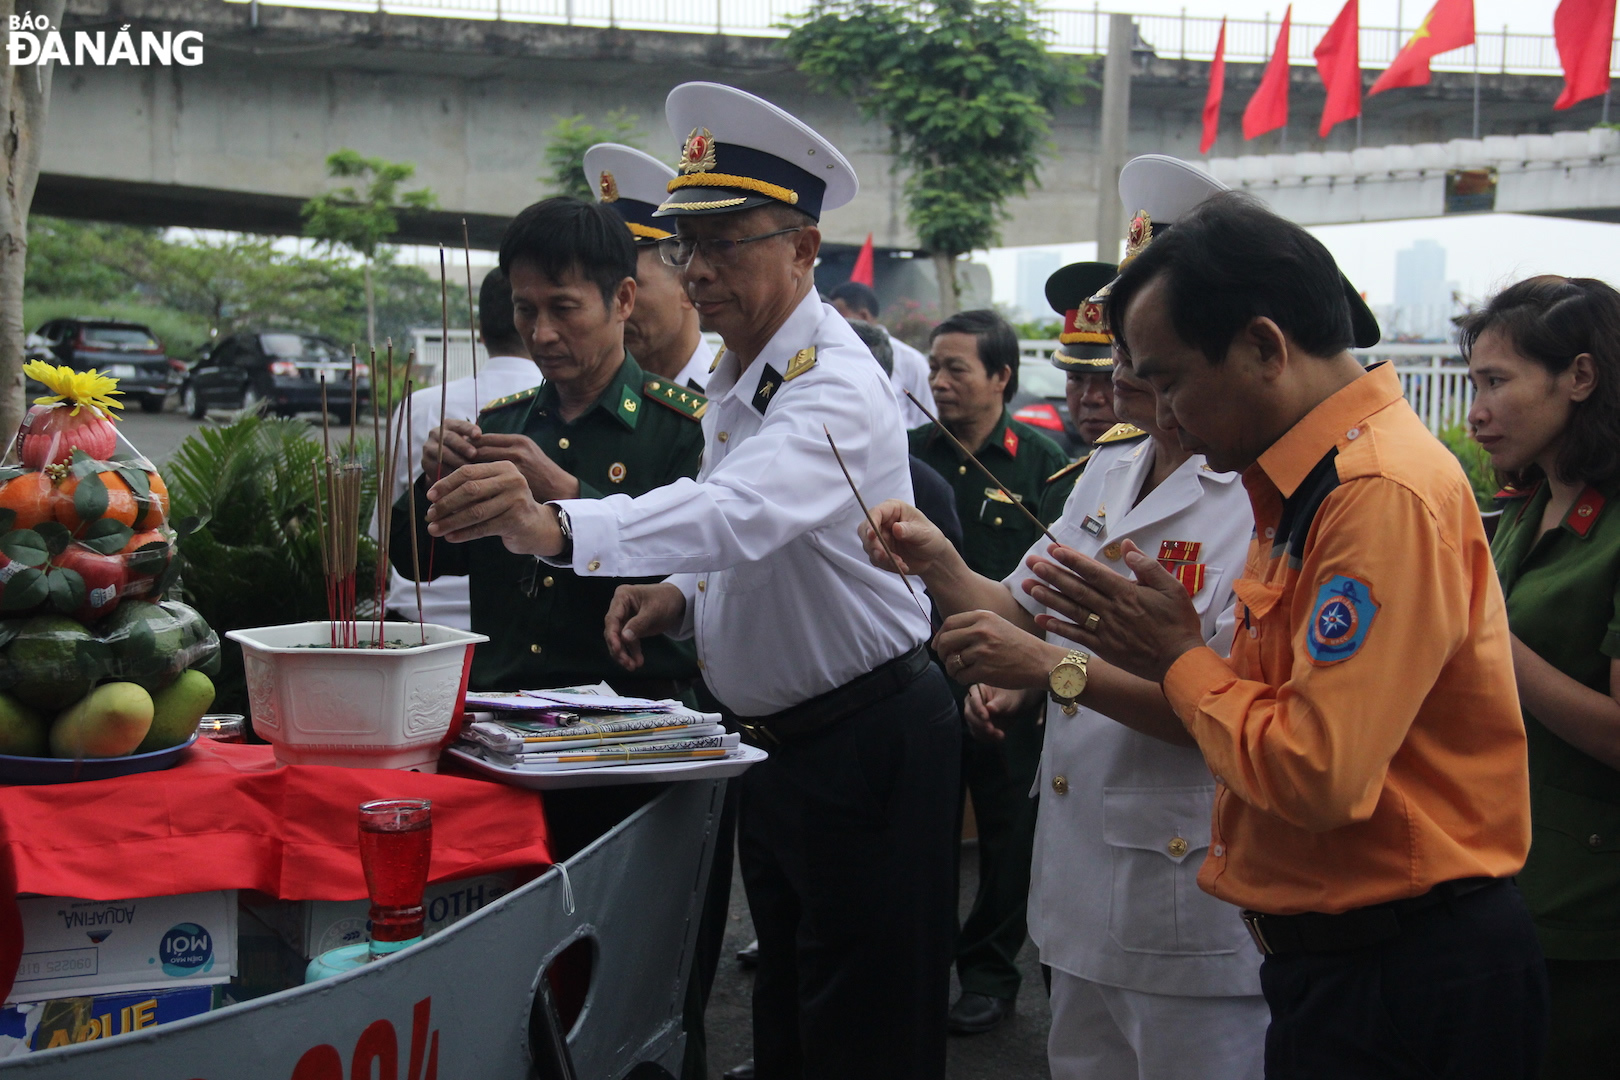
[145, 472, 170, 527]
[0, 472, 59, 531]
[56, 471, 138, 532]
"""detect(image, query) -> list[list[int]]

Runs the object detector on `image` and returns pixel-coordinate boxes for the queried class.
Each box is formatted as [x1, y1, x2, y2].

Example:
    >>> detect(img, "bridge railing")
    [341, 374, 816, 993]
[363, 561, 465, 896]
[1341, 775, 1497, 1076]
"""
[223, 0, 1600, 77]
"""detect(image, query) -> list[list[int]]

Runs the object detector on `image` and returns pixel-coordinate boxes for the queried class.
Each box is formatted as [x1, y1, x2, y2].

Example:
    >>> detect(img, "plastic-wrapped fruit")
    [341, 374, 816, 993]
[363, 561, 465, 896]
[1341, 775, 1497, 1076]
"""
[7, 614, 105, 711]
[52, 545, 128, 622]
[19, 404, 117, 471]
[158, 600, 218, 683]
[98, 599, 183, 692]
[18, 362, 124, 470]
[0, 473, 60, 531]
[57, 471, 139, 534]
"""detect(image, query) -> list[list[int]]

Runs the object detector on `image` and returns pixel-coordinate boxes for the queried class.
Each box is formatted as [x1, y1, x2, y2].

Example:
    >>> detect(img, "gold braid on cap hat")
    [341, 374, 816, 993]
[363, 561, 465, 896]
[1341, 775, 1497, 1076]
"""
[667, 172, 800, 206]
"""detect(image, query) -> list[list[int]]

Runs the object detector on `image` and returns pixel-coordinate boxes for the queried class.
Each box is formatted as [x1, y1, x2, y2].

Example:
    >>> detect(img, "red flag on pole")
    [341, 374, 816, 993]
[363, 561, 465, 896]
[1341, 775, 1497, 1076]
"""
[1368, 0, 1474, 95]
[1201, 18, 1227, 153]
[1315, 0, 1362, 136]
[1243, 6, 1293, 140]
[849, 233, 875, 287]
[1554, 0, 1618, 109]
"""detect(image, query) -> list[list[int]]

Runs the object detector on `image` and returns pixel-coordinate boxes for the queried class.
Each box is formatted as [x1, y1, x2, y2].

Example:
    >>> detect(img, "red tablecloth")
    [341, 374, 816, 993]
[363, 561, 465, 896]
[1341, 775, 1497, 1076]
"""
[0, 741, 551, 1001]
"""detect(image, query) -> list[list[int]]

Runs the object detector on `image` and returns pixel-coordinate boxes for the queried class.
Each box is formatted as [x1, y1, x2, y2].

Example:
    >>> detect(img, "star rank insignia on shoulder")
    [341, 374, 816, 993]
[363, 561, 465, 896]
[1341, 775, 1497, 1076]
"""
[644, 378, 708, 421]
[1046, 451, 1092, 486]
[784, 347, 817, 381]
[479, 386, 540, 414]
[1093, 423, 1148, 445]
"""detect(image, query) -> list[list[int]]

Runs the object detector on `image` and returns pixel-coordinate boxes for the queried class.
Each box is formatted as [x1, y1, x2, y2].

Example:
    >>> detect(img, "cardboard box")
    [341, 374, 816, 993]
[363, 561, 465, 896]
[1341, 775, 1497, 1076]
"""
[10, 892, 237, 1004]
[0, 986, 215, 1056]
[242, 871, 520, 961]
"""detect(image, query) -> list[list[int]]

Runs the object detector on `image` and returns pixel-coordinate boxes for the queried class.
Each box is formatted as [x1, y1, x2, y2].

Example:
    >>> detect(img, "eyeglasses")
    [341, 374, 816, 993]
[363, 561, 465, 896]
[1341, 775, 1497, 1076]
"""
[658, 228, 803, 268]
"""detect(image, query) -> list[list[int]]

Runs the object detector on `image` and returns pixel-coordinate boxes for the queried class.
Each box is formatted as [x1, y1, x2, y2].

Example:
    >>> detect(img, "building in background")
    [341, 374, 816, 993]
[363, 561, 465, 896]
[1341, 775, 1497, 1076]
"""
[1015, 250, 1063, 323]
[1388, 239, 1459, 342]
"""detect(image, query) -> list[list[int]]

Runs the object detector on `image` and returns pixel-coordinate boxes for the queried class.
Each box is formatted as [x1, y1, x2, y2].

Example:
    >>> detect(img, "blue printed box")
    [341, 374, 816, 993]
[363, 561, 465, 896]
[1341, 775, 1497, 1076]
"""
[0, 985, 214, 1054]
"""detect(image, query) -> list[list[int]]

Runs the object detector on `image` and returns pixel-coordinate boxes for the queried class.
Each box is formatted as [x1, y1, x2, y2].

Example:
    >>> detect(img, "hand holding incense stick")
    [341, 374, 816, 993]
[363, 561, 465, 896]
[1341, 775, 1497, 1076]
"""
[823, 425, 936, 630]
[903, 390, 1059, 547]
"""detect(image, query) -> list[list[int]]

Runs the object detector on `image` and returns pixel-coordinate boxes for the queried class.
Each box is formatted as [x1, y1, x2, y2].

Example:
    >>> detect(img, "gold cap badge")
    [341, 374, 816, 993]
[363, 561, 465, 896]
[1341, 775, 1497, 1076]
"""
[599, 170, 620, 203]
[679, 128, 718, 175]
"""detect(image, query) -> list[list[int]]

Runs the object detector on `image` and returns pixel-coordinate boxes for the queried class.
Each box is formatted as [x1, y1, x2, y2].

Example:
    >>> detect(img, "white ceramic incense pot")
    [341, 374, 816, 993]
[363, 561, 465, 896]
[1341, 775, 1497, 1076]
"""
[226, 621, 489, 772]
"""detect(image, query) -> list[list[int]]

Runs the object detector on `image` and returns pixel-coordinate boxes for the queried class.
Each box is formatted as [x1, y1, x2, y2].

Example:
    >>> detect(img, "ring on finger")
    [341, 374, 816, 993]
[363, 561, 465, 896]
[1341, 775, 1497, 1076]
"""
[1083, 612, 1102, 633]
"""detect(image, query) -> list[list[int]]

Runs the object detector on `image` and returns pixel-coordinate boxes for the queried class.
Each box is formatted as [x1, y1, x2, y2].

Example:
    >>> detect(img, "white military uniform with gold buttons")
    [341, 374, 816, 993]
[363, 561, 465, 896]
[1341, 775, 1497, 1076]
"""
[1003, 428, 1267, 1080]
[557, 289, 925, 713]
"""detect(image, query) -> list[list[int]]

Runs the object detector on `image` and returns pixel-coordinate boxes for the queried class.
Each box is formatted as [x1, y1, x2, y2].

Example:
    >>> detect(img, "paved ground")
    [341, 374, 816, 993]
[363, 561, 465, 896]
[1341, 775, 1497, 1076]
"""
[705, 840, 1051, 1080]
[117, 401, 365, 470]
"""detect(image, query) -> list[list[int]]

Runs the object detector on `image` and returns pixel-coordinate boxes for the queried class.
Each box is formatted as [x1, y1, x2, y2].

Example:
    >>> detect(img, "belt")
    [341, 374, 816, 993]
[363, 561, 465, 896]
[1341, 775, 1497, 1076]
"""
[735, 644, 932, 748]
[1241, 877, 1500, 957]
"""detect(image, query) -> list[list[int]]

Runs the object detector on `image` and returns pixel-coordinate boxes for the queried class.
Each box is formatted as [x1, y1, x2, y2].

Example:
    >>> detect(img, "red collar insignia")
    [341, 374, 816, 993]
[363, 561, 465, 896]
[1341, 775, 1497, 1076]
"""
[1002, 427, 1019, 457]
[1566, 488, 1606, 538]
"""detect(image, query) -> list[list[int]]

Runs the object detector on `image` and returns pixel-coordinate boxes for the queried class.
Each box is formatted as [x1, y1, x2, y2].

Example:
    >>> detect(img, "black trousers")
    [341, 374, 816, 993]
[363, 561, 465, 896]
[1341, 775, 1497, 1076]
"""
[1260, 879, 1549, 1079]
[738, 664, 960, 1080]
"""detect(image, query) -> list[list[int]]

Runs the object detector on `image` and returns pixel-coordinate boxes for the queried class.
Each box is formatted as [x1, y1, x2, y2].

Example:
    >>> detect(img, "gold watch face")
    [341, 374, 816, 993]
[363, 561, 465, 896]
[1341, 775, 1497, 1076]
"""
[1050, 662, 1086, 700]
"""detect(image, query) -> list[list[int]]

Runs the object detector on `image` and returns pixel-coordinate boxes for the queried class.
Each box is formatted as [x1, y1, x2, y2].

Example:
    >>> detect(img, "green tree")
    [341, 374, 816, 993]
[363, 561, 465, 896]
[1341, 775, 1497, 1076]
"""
[541, 110, 644, 200]
[783, 0, 1088, 313]
[301, 150, 438, 346]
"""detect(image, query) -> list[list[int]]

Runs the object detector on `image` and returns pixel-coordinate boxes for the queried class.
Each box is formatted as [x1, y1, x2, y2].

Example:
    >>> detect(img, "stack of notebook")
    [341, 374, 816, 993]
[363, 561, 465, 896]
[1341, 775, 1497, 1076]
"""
[457, 684, 740, 772]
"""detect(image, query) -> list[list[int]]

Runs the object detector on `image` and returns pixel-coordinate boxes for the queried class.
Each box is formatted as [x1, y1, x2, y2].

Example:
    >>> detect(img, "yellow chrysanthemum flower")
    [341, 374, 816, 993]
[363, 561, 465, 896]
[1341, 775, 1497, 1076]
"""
[24, 360, 124, 418]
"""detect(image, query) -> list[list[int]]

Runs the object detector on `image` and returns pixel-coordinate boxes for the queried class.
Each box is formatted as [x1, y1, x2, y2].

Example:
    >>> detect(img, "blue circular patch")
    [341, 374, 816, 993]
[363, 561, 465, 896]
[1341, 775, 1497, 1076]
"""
[1313, 598, 1358, 649]
[159, 922, 215, 977]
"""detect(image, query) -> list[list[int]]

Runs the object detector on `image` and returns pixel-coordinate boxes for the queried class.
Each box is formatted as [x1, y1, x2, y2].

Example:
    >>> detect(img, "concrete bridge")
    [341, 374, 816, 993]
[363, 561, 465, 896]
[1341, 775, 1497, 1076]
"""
[47, 0, 1612, 253]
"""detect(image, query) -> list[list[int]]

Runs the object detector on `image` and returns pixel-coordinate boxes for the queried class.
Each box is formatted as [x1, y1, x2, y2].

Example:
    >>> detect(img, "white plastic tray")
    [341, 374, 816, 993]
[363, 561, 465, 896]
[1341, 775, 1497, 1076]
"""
[444, 743, 768, 790]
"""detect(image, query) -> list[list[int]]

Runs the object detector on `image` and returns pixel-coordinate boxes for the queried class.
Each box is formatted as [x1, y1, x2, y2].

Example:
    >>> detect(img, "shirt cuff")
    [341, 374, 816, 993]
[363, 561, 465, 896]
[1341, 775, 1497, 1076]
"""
[544, 499, 616, 574]
[1162, 645, 1237, 724]
[664, 574, 699, 640]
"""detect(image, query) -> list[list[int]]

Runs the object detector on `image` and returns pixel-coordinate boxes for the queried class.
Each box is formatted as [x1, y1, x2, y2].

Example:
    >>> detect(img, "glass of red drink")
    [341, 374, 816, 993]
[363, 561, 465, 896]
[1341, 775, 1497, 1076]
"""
[358, 798, 433, 960]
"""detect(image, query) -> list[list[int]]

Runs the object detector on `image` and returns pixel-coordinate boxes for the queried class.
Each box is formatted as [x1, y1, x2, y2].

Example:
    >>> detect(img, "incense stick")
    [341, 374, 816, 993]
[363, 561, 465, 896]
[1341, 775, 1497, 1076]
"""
[430, 248, 451, 583]
[903, 390, 1060, 547]
[371, 344, 385, 647]
[402, 376, 427, 645]
[823, 426, 936, 630]
[463, 219, 480, 412]
[348, 345, 359, 462]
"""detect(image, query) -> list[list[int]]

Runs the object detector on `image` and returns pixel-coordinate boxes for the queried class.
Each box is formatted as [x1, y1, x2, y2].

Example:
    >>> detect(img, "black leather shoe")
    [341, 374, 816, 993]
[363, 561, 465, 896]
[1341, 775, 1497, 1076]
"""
[948, 992, 1013, 1035]
[735, 938, 759, 969]
[722, 1060, 755, 1080]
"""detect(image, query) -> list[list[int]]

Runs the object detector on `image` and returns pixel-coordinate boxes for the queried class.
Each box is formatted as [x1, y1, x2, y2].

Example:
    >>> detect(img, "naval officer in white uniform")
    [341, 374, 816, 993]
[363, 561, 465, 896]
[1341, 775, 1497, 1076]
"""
[586, 142, 715, 393]
[423, 83, 959, 1080]
[859, 161, 1273, 1078]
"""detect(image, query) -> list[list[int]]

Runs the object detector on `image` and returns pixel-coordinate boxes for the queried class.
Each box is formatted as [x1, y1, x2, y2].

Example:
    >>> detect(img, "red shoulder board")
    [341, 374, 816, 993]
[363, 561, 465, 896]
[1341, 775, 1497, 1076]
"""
[1002, 428, 1019, 457]
[1567, 488, 1606, 538]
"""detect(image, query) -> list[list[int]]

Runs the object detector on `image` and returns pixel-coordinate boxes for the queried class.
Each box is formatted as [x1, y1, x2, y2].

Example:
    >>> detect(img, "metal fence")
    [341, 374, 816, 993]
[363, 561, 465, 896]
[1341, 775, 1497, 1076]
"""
[224, 0, 1603, 77]
[1022, 340, 1473, 434]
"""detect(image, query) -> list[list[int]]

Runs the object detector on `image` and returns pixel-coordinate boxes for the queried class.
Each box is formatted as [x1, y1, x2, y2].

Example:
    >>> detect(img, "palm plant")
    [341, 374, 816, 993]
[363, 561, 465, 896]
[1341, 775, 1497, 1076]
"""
[165, 415, 377, 713]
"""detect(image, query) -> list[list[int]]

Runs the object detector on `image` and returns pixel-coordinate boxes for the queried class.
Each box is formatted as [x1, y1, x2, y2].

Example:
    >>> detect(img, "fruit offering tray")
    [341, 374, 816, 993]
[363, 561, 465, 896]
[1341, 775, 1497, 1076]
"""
[0, 363, 223, 769]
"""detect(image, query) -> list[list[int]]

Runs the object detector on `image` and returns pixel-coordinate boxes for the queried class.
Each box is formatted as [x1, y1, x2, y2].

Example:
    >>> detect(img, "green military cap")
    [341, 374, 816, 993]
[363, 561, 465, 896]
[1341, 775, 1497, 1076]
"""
[1046, 261, 1119, 372]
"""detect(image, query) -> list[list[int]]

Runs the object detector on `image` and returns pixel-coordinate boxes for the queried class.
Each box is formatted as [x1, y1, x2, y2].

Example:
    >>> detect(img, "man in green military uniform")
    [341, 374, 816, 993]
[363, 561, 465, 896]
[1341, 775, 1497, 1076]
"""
[909, 308, 1066, 1035]
[392, 196, 705, 698]
[1038, 261, 1128, 523]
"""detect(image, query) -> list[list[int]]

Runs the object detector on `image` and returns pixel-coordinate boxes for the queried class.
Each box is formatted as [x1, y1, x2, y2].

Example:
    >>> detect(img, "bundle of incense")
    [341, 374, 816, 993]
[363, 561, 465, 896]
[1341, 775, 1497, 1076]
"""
[367, 351, 420, 647]
[315, 375, 366, 648]
[466, 721, 729, 754]
[477, 733, 740, 772]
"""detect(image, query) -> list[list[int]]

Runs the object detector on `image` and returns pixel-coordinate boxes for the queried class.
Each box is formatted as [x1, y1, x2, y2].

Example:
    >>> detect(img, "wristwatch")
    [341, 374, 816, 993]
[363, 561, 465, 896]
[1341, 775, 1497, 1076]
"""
[1048, 650, 1089, 716]
[549, 503, 573, 561]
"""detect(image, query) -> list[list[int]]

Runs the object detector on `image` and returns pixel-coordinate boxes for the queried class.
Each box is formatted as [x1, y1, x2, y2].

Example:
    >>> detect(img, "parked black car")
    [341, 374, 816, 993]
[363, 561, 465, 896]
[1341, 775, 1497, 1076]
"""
[183, 331, 370, 421]
[24, 318, 183, 413]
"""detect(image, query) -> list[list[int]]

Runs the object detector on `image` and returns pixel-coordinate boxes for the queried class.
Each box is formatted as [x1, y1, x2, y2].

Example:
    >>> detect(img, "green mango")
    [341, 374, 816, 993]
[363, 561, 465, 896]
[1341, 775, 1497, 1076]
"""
[0, 691, 47, 757]
[50, 682, 153, 759]
[135, 670, 215, 754]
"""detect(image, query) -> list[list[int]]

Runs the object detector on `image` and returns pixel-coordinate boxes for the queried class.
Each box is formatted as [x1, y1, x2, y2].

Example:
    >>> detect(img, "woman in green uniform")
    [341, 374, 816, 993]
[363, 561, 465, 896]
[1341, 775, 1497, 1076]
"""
[1464, 275, 1620, 1079]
